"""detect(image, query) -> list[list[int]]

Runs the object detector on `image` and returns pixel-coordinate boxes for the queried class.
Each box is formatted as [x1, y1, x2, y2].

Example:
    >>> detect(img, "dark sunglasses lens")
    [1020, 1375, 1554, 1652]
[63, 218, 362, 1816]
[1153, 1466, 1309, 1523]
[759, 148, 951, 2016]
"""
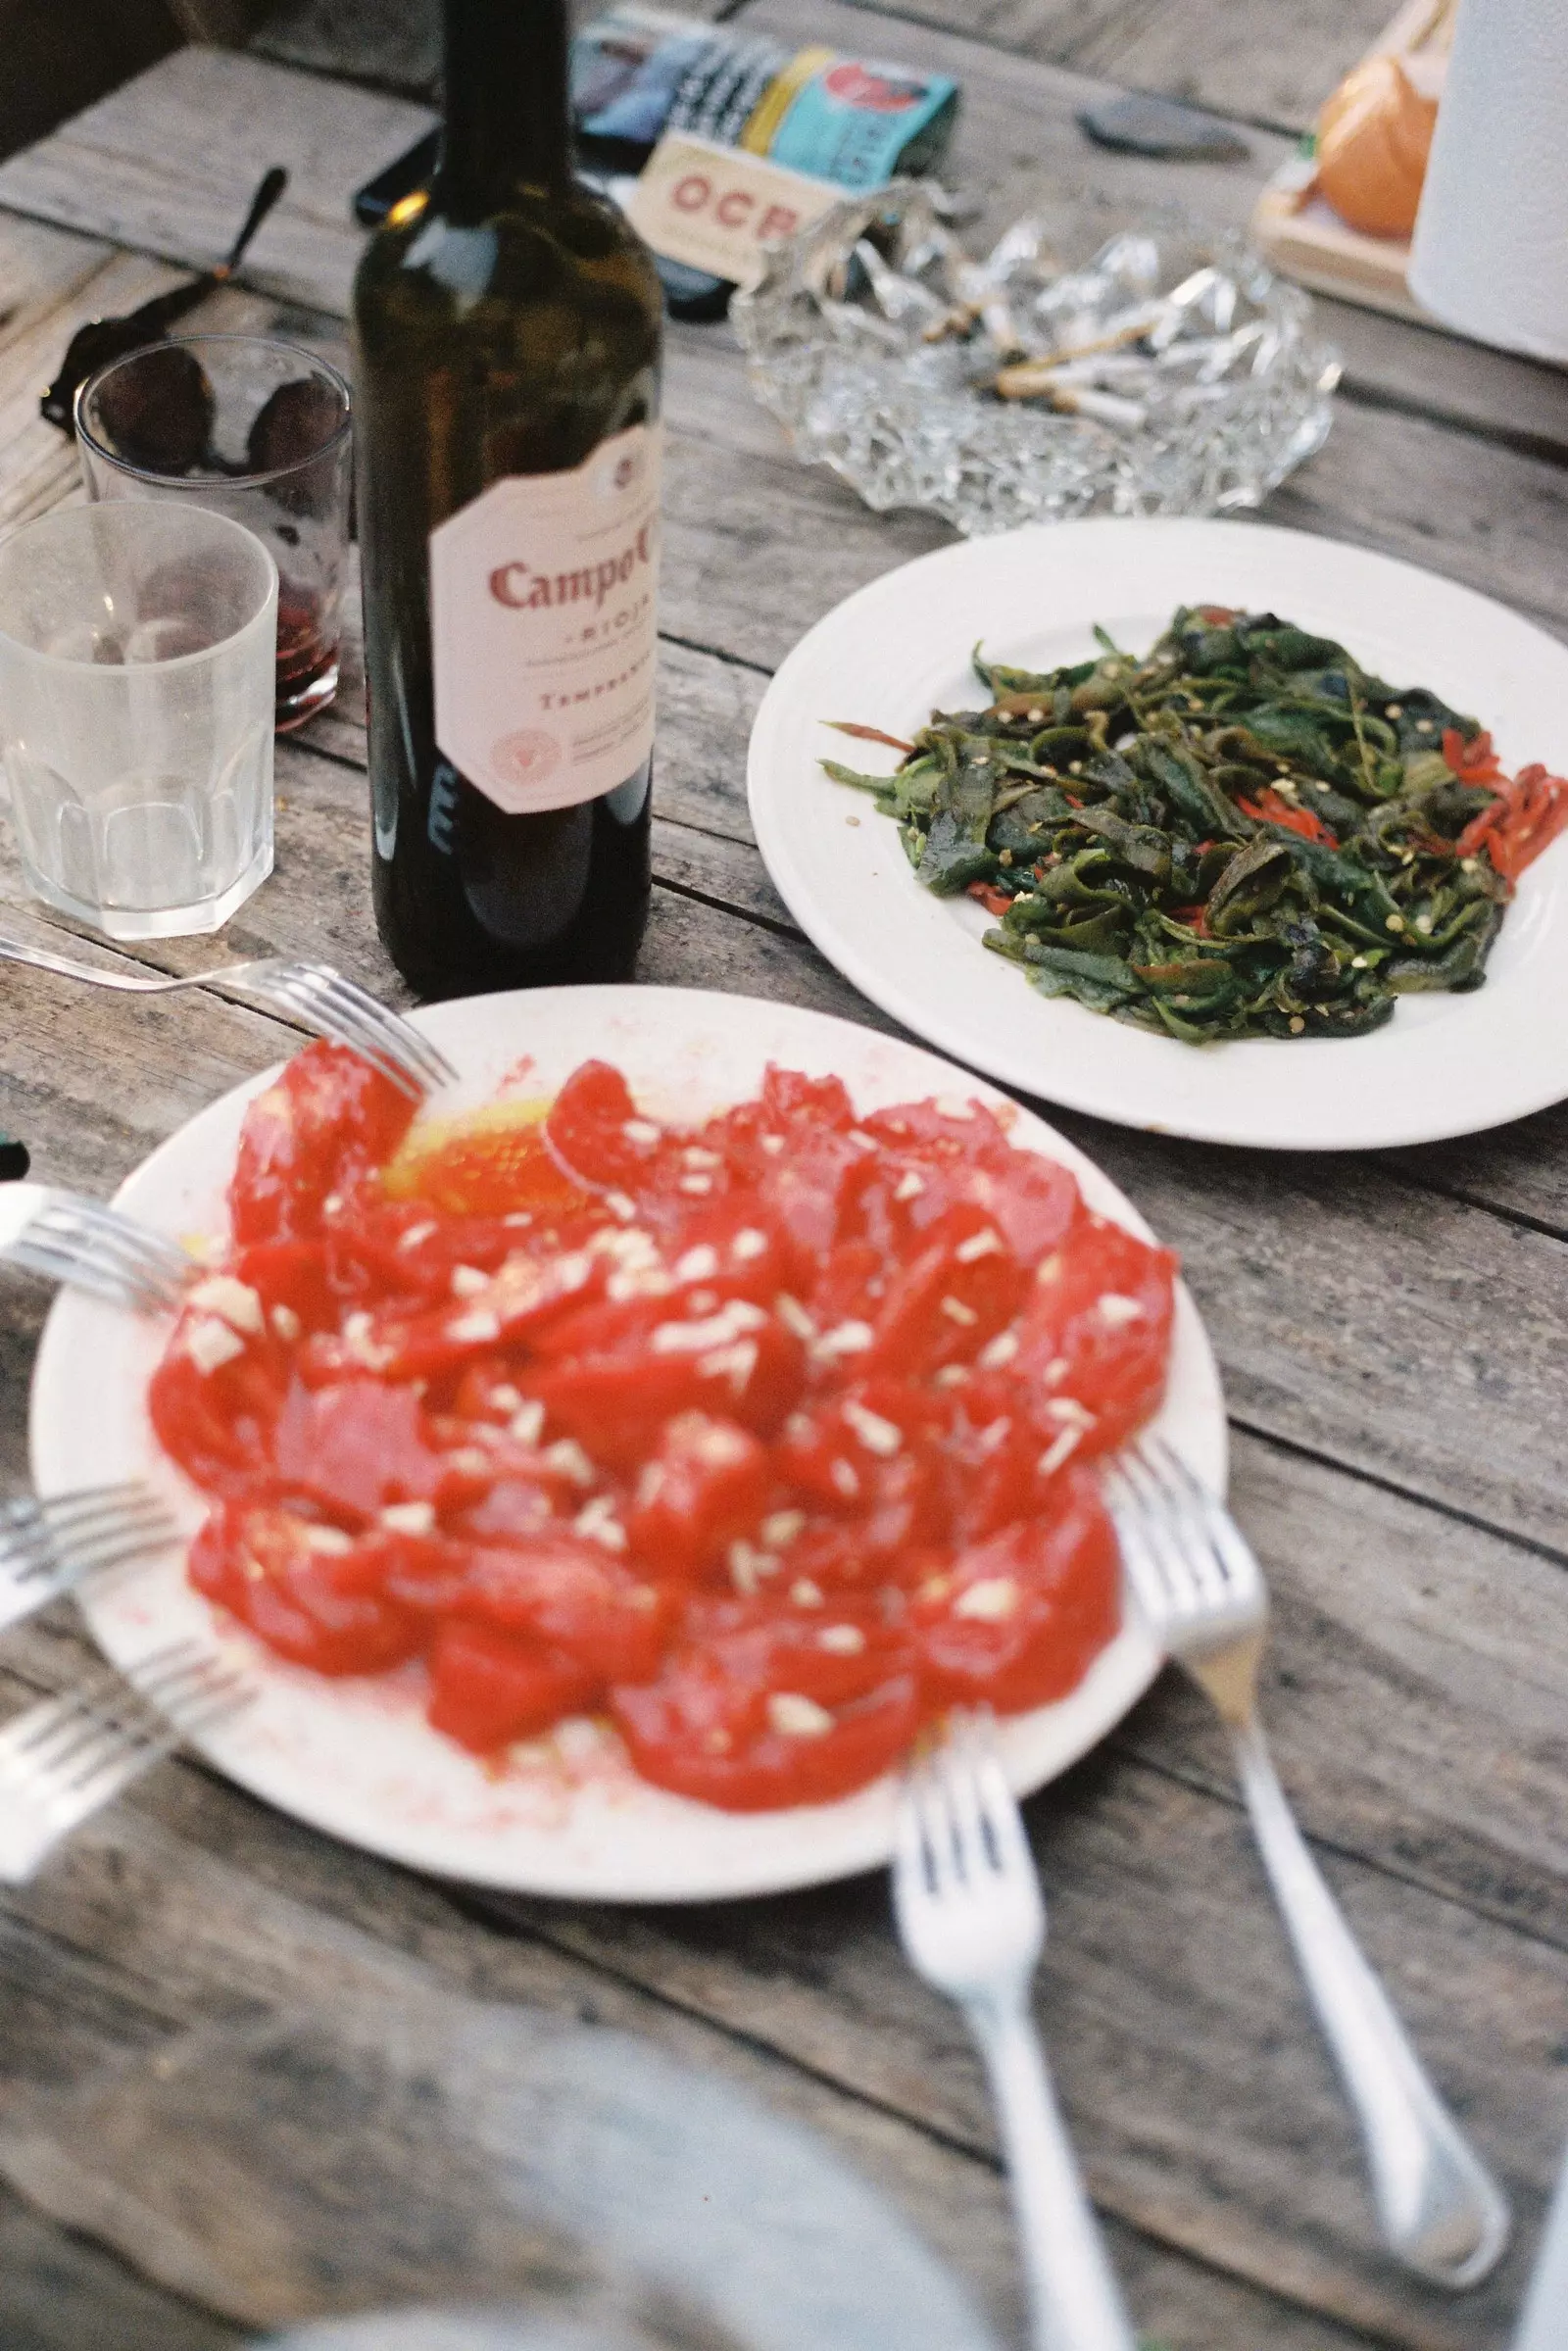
[87, 344, 216, 475]
[40, 318, 142, 430]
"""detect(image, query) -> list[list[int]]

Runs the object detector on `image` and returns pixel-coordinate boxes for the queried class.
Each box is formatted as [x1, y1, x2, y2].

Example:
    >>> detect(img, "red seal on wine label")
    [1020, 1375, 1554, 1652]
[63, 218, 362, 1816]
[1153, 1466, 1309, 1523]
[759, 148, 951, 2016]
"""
[491, 728, 562, 791]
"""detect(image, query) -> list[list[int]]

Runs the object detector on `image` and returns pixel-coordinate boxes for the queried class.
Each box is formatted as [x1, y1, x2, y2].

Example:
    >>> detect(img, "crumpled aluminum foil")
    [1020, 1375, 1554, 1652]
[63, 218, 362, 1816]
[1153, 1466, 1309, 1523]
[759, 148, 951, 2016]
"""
[731, 183, 1342, 535]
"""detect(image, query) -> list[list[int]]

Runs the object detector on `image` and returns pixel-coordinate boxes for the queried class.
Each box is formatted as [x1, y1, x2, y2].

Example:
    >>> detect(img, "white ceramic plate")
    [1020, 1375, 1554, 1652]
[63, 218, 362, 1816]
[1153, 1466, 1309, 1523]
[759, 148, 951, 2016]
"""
[747, 516, 1568, 1151]
[29, 987, 1224, 1902]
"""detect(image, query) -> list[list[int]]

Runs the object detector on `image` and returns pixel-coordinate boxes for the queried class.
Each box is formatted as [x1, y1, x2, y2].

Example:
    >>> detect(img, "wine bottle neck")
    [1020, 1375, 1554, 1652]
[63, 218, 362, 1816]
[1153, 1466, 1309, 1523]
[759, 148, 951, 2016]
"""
[441, 0, 573, 217]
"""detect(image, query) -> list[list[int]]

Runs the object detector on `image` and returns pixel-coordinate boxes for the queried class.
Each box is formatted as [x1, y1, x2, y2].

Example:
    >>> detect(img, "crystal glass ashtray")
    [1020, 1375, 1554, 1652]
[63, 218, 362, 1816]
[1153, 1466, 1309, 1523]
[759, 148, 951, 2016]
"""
[731, 183, 1342, 536]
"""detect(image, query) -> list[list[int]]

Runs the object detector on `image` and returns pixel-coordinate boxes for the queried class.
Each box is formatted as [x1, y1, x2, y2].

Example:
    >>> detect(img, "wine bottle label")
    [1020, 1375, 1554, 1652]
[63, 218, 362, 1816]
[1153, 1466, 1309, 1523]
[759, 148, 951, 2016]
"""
[428, 423, 662, 814]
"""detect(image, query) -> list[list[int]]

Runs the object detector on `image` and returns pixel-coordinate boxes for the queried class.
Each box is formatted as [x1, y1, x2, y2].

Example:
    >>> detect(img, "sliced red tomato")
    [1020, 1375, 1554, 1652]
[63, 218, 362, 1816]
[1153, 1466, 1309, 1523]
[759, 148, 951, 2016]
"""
[910, 1469, 1120, 1712]
[544, 1060, 669, 1192]
[861, 1202, 1027, 1378]
[459, 1534, 671, 1681]
[624, 1412, 771, 1581]
[534, 1306, 806, 1466]
[166, 1055, 1179, 1804]
[612, 1603, 918, 1810]
[148, 1327, 287, 1495]
[272, 1377, 450, 1520]
[189, 1502, 423, 1675]
[426, 1621, 599, 1752]
[230, 1043, 416, 1247]
[1013, 1210, 1177, 1454]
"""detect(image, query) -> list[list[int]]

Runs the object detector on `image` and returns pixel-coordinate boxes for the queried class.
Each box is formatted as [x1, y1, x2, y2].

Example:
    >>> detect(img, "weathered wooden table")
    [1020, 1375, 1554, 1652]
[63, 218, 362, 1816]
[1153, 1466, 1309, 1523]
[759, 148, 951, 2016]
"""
[0, 7, 1565, 2346]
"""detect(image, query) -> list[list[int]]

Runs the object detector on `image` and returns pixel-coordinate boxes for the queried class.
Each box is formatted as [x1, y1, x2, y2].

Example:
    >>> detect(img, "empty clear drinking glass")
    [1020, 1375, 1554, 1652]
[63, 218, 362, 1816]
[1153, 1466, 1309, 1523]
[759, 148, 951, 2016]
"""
[0, 502, 276, 939]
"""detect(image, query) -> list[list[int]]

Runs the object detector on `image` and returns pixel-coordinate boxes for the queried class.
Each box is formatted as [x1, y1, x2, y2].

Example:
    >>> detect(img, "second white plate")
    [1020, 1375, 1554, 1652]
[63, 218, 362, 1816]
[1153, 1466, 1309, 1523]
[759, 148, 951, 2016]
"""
[747, 516, 1568, 1151]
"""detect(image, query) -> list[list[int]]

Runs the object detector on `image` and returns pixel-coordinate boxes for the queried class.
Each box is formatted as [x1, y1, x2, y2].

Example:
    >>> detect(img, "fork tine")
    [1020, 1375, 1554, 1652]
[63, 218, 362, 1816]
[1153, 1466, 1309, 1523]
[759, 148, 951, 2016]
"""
[964, 1709, 1033, 1879]
[1128, 1444, 1229, 1608]
[1142, 1437, 1266, 1609]
[933, 1716, 989, 1884]
[307, 971, 456, 1090]
[260, 965, 421, 1097]
[34, 1200, 188, 1311]
[1102, 1455, 1190, 1621]
[272, 963, 454, 1097]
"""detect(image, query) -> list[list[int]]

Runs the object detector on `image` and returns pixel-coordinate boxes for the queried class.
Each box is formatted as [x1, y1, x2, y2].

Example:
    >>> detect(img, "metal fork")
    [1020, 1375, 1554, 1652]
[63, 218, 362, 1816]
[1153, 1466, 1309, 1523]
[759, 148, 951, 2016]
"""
[894, 1709, 1138, 2351]
[0, 933, 455, 1101]
[0, 1182, 192, 1312]
[0, 1484, 180, 1633]
[1103, 1437, 1511, 2289]
[0, 1638, 252, 1884]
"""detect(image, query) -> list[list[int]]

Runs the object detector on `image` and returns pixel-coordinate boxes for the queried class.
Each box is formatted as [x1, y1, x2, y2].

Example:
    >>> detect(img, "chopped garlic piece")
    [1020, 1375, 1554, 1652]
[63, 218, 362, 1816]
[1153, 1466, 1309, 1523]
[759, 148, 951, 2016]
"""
[673, 1243, 720, 1283]
[509, 1400, 546, 1446]
[652, 1299, 767, 1354]
[622, 1118, 662, 1147]
[1096, 1292, 1144, 1328]
[767, 1691, 834, 1738]
[842, 1399, 902, 1457]
[955, 1228, 1004, 1264]
[761, 1508, 807, 1547]
[940, 1295, 978, 1326]
[574, 1495, 627, 1551]
[303, 1524, 354, 1555]
[379, 1501, 435, 1535]
[893, 1170, 925, 1202]
[543, 1439, 595, 1486]
[953, 1576, 1019, 1622]
[270, 1303, 302, 1345]
[447, 1308, 502, 1345]
[731, 1228, 768, 1261]
[188, 1274, 265, 1336]
[450, 1264, 491, 1298]
[978, 1327, 1019, 1369]
[183, 1316, 246, 1375]
[818, 1623, 866, 1654]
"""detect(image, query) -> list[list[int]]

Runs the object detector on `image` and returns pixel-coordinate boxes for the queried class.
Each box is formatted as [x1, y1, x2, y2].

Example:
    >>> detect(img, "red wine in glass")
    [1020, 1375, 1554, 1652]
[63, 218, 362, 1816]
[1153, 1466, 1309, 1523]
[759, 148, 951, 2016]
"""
[275, 591, 340, 731]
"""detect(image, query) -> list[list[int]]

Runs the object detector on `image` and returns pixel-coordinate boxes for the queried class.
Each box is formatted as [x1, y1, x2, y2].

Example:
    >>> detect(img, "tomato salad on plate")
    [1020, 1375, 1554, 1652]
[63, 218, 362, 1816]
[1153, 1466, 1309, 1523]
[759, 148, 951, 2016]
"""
[149, 1044, 1176, 1813]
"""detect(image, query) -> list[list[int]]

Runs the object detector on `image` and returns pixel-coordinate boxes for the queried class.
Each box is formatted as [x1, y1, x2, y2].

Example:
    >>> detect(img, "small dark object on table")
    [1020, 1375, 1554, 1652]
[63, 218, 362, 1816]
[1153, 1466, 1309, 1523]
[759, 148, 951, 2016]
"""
[1077, 93, 1250, 162]
[0, 1134, 29, 1180]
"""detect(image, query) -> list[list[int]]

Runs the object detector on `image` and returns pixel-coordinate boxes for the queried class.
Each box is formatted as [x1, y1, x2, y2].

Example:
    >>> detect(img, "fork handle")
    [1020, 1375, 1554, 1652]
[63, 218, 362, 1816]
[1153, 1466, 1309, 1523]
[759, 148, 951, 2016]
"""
[968, 1995, 1138, 2351]
[1231, 1714, 1510, 2287]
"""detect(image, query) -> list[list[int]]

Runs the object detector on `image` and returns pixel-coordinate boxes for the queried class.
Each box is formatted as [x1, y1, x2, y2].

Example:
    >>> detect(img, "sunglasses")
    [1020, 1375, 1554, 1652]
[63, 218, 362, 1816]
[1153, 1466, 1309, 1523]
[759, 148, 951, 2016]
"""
[39, 166, 289, 434]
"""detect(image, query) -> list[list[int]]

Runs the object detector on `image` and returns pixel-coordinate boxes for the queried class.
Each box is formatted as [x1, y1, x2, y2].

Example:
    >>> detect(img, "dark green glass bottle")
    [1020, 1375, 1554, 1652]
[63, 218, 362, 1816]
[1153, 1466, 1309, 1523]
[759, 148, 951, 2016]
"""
[352, 0, 663, 999]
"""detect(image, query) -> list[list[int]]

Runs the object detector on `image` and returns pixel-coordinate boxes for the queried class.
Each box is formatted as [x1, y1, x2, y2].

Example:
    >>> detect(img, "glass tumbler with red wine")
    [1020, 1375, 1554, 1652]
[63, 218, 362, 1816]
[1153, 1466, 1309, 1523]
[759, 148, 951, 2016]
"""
[75, 334, 351, 732]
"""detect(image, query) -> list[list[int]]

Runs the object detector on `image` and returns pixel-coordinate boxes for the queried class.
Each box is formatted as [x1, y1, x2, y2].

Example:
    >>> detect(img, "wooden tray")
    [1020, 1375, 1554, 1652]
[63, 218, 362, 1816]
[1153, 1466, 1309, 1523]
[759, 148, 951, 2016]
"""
[1250, 0, 1452, 323]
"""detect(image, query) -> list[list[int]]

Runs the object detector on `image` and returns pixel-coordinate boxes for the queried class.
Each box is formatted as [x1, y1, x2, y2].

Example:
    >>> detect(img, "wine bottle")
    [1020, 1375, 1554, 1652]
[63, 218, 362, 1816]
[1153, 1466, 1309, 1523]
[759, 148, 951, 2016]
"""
[352, 0, 663, 999]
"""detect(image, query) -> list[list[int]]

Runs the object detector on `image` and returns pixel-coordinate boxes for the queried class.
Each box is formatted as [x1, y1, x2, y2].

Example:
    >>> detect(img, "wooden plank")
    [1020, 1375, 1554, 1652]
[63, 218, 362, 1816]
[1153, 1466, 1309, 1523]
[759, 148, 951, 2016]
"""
[810, 0, 1396, 134]
[0, 2180, 242, 2351]
[0, 49, 434, 318]
[4, 18, 1566, 458]
[0, 1583, 1556, 2350]
[245, 0, 737, 96]
[0, 1755, 1389, 2351]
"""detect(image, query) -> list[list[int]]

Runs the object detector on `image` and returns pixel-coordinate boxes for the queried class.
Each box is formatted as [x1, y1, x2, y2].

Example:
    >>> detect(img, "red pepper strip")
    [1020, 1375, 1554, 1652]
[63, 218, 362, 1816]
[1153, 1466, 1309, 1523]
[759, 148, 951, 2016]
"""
[1196, 605, 1238, 625]
[967, 880, 1015, 918]
[1168, 904, 1210, 937]
[826, 720, 917, 756]
[1237, 789, 1339, 847]
[1457, 763, 1568, 881]
[1442, 726, 1506, 785]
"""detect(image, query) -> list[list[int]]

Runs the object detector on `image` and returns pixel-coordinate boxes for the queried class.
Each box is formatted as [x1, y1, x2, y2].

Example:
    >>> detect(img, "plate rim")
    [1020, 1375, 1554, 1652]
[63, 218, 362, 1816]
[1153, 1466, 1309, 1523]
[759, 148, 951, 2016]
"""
[746, 514, 1568, 1152]
[29, 983, 1226, 1902]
